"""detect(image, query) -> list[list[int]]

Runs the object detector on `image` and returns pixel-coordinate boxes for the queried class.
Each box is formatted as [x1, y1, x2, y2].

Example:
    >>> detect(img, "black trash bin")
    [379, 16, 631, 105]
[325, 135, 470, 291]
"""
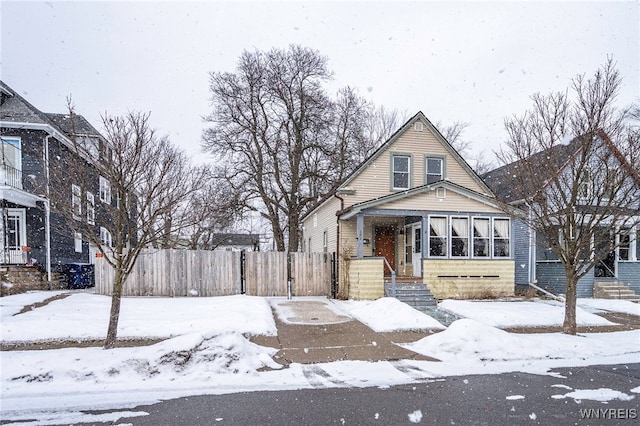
[67, 263, 95, 289]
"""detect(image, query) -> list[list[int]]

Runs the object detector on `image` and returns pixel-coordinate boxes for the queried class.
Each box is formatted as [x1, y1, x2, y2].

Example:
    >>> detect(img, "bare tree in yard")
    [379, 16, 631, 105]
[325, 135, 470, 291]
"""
[203, 45, 400, 252]
[51, 110, 206, 348]
[438, 121, 495, 174]
[493, 59, 640, 335]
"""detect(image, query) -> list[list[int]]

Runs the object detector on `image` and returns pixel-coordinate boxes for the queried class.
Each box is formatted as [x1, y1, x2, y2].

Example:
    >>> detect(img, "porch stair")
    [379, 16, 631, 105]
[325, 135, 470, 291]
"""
[593, 280, 640, 302]
[384, 279, 438, 309]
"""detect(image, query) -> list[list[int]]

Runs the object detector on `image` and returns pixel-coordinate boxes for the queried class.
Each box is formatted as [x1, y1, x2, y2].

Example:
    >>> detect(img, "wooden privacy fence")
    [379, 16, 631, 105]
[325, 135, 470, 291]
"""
[95, 249, 335, 297]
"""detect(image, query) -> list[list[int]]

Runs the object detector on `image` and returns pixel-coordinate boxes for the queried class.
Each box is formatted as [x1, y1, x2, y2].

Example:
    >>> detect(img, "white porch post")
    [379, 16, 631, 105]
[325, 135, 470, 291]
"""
[421, 216, 428, 259]
[356, 213, 364, 258]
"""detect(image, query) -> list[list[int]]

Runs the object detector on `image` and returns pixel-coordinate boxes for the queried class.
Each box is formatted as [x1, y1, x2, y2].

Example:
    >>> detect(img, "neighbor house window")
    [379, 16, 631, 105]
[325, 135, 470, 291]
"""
[323, 230, 328, 252]
[86, 192, 95, 225]
[429, 216, 447, 257]
[72, 184, 82, 219]
[473, 218, 490, 257]
[1, 137, 22, 188]
[99, 176, 111, 203]
[451, 217, 469, 257]
[577, 170, 593, 200]
[100, 226, 112, 248]
[74, 232, 82, 253]
[426, 156, 443, 184]
[392, 155, 410, 190]
[493, 218, 510, 257]
[619, 229, 631, 261]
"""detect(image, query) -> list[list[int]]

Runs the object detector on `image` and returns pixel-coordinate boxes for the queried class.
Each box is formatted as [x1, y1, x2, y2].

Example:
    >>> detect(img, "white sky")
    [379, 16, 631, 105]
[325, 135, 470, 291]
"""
[1, 0, 638, 162]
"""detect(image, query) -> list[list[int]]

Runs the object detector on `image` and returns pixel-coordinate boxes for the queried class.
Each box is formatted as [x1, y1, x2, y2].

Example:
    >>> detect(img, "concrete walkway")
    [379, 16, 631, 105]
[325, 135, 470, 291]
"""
[250, 299, 439, 366]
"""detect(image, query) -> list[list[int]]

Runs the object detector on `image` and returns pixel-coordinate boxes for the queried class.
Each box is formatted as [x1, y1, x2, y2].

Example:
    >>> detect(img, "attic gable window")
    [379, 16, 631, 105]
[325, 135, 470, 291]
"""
[426, 156, 444, 184]
[392, 154, 410, 190]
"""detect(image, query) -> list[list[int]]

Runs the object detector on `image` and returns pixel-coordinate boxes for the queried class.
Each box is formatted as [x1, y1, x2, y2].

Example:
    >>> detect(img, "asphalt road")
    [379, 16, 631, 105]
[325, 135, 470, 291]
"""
[78, 363, 640, 425]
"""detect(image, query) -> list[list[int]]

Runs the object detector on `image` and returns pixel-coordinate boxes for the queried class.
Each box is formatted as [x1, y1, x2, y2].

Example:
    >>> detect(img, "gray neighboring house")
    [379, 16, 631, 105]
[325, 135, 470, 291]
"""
[483, 135, 640, 298]
[1, 81, 112, 281]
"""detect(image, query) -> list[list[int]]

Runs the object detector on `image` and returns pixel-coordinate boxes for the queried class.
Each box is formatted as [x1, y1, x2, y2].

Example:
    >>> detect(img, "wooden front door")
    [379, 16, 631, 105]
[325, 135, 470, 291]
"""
[375, 225, 396, 275]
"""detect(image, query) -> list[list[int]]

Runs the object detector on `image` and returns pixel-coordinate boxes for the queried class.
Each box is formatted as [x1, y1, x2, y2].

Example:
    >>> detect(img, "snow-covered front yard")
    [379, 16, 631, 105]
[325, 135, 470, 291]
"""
[1, 291, 639, 424]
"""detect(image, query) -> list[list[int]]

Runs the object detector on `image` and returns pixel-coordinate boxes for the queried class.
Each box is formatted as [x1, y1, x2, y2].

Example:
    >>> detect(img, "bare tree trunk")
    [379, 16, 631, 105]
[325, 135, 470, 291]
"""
[563, 272, 578, 335]
[104, 268, 124, 349]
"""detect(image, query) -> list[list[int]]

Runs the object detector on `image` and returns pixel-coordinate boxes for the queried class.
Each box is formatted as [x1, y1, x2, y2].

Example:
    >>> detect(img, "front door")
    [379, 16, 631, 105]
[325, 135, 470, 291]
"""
[2, 208, 27, 264]
[412, 225, 422, 276]
[374, 225, 396, 275]
[594, 229, 616, 278]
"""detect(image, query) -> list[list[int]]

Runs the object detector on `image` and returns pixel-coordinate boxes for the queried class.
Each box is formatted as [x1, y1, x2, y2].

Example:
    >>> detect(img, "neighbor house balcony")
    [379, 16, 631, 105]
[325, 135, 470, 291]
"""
[0, 164, 45, 208]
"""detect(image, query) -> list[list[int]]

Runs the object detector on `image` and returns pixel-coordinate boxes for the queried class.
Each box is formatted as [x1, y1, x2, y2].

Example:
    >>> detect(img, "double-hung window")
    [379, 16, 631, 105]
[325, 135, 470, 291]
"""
[429, 216, 447, 257]
[100, 226, 112, 248]
[493, 218, 510, 257]
[619, 229, 631, 261]
[473, 218, 490, 257]
[72, 184, 82, 219]
[392, 155, 410, 190]
[99, 176, 111, 203]
[451, 217, 469, 257]
[86, 192, 95, 225]
[426, 156, 443, 184]
[74, 232, 82, 253]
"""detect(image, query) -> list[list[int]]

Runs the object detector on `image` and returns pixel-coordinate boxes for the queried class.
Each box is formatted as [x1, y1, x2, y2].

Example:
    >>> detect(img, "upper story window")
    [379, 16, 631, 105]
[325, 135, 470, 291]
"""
[78, 136, 99, 159]
[100, 226, 112, 248]
[72, 184, 82, 219]
[1, 137, 22, 189]
[392, 154, 410, 190]
[87, 192, 95, 225]
[426, 156, 444, 184]
[99, 176, 111, 203]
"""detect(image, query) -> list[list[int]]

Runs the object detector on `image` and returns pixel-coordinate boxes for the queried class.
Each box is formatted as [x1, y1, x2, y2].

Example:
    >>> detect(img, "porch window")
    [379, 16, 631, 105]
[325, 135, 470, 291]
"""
[392, 155, 410, 190]
[426, 156, 443, 184]
[405, 226, 413, 263]
[87, 192, 95, 225]
[414, 227, 421, 253]
[493, 218, 510, 257]
[99, 176, 111, 203]
[473, 218, 490, 257]
[429, 216, 447, 257]
[619, 229, 631, 261]
[72, 184, 82, 219]
[451, 217, 469, 257]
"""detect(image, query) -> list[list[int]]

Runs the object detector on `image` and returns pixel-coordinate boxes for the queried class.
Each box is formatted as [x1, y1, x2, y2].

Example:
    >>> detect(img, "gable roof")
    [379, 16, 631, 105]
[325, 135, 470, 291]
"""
[483, 131, 640, 205]
[0, 80, 103, 147]
[338, 111, 493, 195]
[338, 180, 501, 220]
[211, 233, 260, 247]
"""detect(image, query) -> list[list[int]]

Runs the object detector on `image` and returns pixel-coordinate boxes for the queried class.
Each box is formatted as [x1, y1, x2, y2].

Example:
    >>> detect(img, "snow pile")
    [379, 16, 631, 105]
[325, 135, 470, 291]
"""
[552, 388, 635, 402]
[5, 331, 281, 394]
[406, 318, 640, 362]
[341, 297, 445, 331]
[438, 299, 615, 328]
[1, 293, 277, 342]
[577, 298, 640, 317]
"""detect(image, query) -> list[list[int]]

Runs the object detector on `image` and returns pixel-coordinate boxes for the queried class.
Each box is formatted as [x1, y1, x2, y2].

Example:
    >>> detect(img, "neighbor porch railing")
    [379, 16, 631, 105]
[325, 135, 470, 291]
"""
[383, 257, 397, 297]
[0, 164, 23, 189]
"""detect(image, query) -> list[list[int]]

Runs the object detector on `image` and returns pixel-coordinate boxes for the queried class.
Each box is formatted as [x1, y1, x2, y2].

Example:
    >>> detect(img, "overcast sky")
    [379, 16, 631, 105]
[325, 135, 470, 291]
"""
[1, 1, 638, 164]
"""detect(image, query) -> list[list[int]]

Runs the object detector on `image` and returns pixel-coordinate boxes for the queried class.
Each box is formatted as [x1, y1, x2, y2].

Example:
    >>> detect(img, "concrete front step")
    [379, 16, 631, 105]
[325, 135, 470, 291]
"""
[385, 283, 438, 308]
[594, 281, 640, 301]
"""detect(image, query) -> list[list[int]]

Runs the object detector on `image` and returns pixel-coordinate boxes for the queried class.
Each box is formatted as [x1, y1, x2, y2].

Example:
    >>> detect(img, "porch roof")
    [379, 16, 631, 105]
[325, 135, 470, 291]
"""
[0, 186, 46, 207]
[338, 180, 500, 220]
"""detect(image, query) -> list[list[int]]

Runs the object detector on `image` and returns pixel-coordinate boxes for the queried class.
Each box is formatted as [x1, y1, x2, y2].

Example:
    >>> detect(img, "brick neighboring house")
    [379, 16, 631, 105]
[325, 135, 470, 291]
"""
[1, 81, 114, 284]
[301, 112, 515, 300]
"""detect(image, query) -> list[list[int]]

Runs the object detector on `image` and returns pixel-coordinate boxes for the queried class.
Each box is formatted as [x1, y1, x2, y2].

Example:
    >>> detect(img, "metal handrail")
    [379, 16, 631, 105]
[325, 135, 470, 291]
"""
[382, 257, 397, 297]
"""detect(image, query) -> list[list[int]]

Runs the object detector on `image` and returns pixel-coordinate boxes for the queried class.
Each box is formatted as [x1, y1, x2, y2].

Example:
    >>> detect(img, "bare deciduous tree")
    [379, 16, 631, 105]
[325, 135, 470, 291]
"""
[492, 59, 640, 334]
[51, 110, 206, 348]
[203, 45, 400, 252]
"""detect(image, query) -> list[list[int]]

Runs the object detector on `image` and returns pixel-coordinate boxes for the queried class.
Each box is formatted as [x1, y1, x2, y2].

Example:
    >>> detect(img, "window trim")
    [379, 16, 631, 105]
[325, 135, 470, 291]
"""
[391, 153, 412, 190]
[472, 217, 491, 258]
[72, 184, 82, 219]
[99, 176, 111, 204]
[425, 155, 445, 185]
[86, 192, 95, 225]
[428, 215, 448, 258]
[451, 216, 470, 258]
[493, 217, 511, 258]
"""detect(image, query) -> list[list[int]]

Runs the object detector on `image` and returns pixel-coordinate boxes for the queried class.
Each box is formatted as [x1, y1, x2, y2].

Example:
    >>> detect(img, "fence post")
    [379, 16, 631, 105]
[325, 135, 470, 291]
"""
[331, 251, 337, 299]
[240, 250, 246, 294]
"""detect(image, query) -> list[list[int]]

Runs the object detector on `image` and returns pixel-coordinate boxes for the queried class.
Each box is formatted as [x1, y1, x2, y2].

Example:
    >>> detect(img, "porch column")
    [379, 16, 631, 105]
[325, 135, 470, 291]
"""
[356, 213, 364, 258]
[421, 216, 428, 259]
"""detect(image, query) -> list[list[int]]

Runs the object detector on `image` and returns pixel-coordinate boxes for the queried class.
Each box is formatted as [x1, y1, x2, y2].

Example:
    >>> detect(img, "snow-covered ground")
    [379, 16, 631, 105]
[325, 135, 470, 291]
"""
[1, 291, 639, 425]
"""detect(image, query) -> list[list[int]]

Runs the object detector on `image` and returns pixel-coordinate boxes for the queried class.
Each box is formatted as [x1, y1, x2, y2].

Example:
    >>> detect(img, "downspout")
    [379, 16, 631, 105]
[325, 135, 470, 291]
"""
[44, 136, 52, 285]
[334, 193, 344, 299]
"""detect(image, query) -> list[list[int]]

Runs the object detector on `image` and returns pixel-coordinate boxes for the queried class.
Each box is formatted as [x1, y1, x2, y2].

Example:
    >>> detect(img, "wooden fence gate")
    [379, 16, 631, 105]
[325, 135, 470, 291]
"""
[95, 249, 334, 297]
